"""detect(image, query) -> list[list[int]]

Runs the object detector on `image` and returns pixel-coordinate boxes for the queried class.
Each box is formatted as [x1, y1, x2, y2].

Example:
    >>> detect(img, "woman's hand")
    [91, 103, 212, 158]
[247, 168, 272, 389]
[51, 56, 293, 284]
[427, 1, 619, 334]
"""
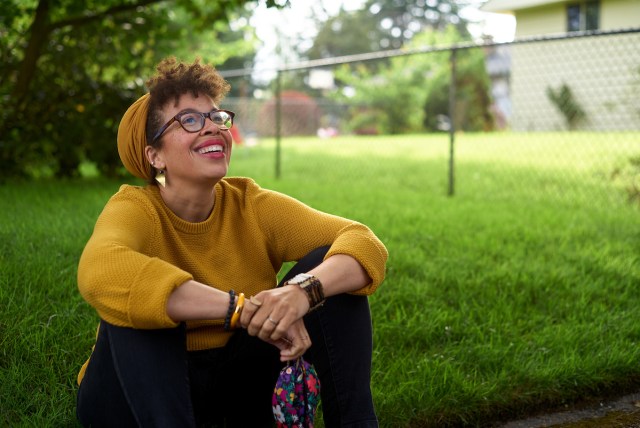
[269, 318, 311, 362]
[240, 285, 310, 343]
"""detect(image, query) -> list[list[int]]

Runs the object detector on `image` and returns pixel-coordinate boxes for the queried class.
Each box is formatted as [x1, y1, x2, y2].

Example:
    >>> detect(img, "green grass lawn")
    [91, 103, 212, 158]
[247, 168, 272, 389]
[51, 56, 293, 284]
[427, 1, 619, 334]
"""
[1, 133, 639, 427]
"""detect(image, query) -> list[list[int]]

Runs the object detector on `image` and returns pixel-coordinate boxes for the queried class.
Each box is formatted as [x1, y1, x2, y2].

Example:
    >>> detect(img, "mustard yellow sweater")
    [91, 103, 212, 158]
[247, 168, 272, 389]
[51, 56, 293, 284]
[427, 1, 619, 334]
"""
[77, 177, 387, 383]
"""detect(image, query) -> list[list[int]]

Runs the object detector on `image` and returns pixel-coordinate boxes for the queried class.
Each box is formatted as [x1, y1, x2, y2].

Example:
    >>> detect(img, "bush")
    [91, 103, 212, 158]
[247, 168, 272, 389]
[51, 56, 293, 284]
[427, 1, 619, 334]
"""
[257, 91, 321, 137]
[546, 83, 587, 130]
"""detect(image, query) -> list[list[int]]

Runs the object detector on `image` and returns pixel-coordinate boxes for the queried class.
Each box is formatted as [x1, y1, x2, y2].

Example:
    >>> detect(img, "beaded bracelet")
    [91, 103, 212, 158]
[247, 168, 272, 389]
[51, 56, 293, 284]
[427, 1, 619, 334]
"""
[223, 290, 236, 331]
[230, 293, 245, 330]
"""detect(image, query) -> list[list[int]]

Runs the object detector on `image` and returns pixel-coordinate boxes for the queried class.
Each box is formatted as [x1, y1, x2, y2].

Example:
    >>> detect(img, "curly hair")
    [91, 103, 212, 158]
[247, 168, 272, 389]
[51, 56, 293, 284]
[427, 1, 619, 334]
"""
[145, 57, 231, 148]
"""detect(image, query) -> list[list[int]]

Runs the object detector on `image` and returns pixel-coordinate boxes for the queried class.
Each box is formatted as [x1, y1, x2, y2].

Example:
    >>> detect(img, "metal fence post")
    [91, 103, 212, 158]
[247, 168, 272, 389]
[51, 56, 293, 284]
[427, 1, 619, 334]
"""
[448, 48, 457, 197]
[275, 70, 282, 179]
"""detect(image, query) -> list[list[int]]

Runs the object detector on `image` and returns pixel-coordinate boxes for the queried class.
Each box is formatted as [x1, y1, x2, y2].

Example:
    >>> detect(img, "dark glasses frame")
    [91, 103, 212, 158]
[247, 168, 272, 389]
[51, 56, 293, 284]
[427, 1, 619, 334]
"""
[152, 109, 235, 143]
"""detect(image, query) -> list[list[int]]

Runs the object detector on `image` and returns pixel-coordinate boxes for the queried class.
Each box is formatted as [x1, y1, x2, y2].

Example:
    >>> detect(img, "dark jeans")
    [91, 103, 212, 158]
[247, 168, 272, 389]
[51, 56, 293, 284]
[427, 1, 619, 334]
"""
[76, 247, 378, 427]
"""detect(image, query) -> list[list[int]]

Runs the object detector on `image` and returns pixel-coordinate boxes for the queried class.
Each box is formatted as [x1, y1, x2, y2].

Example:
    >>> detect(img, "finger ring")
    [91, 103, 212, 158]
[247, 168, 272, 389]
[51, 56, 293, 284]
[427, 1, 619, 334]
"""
[268, 317, 279, 325]
[249, 296, 263, 307]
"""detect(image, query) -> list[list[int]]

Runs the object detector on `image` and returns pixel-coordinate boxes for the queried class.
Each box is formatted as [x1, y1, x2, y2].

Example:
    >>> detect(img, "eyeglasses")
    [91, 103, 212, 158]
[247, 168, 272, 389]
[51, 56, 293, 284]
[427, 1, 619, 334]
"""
[152, 109, 235, 142]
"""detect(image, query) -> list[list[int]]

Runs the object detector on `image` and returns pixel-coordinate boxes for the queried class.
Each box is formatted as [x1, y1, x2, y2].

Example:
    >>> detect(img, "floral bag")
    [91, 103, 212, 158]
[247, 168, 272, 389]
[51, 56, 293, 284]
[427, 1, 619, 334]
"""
[272, 357, 321, 428]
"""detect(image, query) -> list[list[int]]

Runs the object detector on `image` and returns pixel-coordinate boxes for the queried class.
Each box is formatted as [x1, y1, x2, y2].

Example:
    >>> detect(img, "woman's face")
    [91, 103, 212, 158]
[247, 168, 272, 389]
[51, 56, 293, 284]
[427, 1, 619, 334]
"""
[151, 92, 233, 187]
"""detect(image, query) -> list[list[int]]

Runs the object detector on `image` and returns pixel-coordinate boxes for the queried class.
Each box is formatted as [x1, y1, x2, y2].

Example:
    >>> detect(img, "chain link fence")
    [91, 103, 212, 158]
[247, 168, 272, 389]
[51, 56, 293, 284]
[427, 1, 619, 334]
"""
[221, 29, 640, 206]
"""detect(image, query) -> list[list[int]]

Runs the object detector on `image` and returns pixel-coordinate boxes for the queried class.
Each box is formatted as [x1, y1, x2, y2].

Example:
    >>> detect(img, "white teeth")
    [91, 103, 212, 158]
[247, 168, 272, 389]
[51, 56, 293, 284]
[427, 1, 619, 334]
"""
[198, 145, 223, 154]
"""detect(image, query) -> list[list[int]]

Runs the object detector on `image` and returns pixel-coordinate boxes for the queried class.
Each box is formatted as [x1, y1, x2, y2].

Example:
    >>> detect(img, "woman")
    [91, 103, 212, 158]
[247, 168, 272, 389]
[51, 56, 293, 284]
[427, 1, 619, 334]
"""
[76, 57, 388, 428]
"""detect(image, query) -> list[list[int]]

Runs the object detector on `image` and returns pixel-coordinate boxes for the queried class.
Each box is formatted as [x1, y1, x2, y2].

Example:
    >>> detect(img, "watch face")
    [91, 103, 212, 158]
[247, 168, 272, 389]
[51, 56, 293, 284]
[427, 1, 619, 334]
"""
[290, 274, 313, 285]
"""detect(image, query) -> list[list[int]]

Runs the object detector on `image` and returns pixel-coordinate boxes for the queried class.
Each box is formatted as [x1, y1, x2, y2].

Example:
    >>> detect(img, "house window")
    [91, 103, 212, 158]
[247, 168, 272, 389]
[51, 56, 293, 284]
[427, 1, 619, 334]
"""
[567, 1, 600, 32]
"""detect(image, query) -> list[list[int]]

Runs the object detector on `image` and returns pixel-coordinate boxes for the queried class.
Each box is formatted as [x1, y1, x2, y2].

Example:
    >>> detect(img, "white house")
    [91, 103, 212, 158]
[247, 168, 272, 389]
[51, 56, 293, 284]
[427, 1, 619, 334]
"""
[481, 0, 640, 131]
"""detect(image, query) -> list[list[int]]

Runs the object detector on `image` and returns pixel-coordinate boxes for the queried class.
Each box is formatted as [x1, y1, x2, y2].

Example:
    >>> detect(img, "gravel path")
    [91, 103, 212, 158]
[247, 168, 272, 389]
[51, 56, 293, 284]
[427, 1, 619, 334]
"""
[497, 391, 640, 427]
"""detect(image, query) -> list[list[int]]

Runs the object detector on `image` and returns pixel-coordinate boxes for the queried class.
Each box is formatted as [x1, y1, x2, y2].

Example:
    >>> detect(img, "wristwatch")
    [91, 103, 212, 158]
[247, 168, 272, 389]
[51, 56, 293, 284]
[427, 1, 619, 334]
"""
[286, 273, 325, 312]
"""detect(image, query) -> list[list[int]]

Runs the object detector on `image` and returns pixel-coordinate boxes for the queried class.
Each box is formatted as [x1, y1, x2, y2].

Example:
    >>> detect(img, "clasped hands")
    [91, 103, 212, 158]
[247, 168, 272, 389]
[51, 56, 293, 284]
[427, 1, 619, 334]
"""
[239, 284, 311, 362]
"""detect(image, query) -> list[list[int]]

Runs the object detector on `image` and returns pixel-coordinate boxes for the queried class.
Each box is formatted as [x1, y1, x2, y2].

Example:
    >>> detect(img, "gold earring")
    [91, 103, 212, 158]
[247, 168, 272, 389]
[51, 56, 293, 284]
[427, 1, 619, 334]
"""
[156, 170, 166, 187]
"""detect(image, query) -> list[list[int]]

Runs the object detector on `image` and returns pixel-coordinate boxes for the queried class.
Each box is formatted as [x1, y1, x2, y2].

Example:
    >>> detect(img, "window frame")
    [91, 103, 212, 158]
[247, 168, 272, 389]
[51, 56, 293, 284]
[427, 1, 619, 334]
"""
[566, 1, 600, 33]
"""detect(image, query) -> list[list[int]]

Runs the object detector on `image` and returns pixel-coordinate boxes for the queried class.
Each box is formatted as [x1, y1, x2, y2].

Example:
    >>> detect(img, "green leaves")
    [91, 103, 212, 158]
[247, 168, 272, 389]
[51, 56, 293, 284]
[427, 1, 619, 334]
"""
[328, 26, 493, 135]
[546, 83, 587, 130]
[1, 0, 265, 179]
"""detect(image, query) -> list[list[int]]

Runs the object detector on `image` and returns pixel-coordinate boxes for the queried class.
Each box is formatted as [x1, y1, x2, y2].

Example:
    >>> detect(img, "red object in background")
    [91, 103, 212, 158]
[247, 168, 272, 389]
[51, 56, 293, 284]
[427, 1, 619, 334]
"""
[230, 126, 243, 145]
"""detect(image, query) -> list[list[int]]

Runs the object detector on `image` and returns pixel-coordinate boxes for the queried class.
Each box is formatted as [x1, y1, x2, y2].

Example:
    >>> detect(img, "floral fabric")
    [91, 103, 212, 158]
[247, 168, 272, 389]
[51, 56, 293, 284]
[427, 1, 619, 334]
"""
[272, 357, 321, 428]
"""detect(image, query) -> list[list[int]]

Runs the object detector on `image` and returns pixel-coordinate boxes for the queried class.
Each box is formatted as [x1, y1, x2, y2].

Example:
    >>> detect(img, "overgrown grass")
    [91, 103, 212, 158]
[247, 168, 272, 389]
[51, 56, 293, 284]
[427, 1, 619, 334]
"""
[1, 133, 639, 427]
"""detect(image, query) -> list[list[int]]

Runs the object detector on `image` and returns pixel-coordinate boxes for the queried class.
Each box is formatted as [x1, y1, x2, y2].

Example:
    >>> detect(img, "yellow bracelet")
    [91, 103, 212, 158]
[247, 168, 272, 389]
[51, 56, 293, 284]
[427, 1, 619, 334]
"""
[230, 293, 245, 329]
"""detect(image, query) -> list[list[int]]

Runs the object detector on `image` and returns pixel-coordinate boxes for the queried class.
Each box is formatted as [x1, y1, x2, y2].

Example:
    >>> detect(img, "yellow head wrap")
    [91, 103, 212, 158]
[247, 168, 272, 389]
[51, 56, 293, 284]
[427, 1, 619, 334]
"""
[117, 93, 152, 180]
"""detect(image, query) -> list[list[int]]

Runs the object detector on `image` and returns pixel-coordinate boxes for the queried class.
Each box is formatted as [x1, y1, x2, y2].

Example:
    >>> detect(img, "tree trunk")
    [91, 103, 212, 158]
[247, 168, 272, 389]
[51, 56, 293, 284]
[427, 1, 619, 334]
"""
[10, 0, 167, 113]
[11, 0, 51, 111]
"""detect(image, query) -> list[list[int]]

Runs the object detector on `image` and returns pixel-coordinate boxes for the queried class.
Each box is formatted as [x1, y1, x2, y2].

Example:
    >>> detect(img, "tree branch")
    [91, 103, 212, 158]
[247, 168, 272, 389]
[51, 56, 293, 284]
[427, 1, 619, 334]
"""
[49, 0, 167, 30]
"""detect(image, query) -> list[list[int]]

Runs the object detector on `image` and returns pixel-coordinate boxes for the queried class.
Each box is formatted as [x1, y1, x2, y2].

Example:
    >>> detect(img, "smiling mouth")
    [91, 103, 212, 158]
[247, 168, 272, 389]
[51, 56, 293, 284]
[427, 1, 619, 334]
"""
[197, 145, 223, 154]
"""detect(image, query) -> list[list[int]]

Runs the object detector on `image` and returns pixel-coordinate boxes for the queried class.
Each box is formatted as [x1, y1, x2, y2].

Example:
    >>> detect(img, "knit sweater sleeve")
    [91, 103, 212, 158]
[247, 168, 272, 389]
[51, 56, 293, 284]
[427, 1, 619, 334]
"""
[248, 181, 388, 295]
[77, 189, 192, 329]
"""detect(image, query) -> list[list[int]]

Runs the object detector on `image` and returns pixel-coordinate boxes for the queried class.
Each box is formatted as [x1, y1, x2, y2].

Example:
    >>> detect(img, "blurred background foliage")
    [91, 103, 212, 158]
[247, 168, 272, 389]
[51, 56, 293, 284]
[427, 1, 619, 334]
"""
[0, 0, 282, 179]
[330, 27, 492, 135]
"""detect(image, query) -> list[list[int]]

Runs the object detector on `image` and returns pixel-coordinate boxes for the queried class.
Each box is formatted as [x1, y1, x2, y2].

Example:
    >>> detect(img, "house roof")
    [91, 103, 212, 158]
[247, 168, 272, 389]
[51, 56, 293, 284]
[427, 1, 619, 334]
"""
[481, 0, 567, 13]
